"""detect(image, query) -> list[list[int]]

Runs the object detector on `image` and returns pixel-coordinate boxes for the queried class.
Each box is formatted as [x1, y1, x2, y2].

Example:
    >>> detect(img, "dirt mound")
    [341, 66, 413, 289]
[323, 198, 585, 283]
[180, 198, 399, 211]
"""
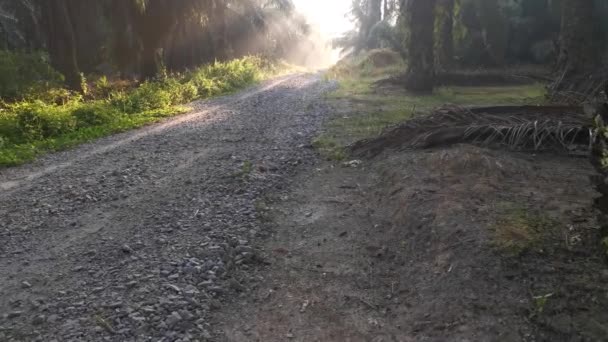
[328, 49, 403, 79]
[360, 49, 402, 68]
[369, 144, 606, 340]
[222, 141, 607, 341]
[350, 105, 588, 158]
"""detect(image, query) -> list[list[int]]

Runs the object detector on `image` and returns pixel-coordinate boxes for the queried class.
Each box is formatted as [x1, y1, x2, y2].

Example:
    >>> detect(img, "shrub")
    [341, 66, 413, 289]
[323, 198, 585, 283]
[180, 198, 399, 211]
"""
[0, 50, 63, 100]
[189, 56, 262, 97]
[73, 102, 120, 127]
[0, 56, 276, 166]
[11, 101, 77, 141]
[110, 81, 173, 114]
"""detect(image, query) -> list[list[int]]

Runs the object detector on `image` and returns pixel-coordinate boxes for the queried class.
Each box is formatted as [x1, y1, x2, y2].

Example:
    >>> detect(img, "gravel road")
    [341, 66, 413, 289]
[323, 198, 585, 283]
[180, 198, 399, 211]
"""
[0, 73, 336, 341]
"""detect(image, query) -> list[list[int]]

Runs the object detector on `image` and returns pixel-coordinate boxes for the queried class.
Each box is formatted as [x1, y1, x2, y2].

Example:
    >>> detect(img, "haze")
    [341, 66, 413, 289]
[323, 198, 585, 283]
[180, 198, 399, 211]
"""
[294, 0, 353, 37]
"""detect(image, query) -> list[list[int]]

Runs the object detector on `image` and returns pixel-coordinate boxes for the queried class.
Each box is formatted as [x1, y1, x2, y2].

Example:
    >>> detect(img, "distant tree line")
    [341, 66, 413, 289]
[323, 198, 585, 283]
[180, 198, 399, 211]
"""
[0, 0, 308, 91]
[336, 0, 607, 93]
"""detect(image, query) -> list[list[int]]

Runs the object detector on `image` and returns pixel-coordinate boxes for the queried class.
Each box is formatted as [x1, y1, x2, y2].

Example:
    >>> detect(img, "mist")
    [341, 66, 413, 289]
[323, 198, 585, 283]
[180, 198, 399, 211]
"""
[288, 0, 354, 69]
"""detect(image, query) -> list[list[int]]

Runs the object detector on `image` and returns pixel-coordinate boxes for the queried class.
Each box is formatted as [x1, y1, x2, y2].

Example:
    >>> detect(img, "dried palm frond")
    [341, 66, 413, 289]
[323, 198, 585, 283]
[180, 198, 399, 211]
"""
[350, 105, 590, 157]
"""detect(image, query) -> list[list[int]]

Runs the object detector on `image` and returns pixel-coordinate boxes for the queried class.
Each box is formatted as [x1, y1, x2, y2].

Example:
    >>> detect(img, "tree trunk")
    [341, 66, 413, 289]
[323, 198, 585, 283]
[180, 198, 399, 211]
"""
[476, 0, 508, 66]
[370, 0, 382, 25]
[109, 0, 139, 76]
[556, 0, 596, 85]
[360, 0, 383, 50]
[41, 0, 83, 92]
[402, 0, 437, 92]
[436, 0, 454, 70]
[211, 0, 230, 61]
[383, 0, 390, 20]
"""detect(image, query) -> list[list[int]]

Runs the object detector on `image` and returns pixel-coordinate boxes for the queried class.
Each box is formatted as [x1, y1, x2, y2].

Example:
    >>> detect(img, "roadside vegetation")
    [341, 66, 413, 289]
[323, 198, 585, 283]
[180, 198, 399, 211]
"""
[0, 54, 287, 166]
[317, 50, 546, 160]
[0, 0, 316, 167]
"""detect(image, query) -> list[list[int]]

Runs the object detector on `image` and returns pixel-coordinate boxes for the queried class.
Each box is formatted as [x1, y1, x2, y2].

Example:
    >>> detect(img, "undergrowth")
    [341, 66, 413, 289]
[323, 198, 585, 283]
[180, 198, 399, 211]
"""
[317, 51, 547, 160]
[0, 55, 286, 166]
[491, 203, 560, 256]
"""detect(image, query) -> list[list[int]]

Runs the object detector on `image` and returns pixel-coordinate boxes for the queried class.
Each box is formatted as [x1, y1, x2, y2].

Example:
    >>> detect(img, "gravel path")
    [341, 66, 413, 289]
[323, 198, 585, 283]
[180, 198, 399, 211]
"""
[0, 73, 336, 341]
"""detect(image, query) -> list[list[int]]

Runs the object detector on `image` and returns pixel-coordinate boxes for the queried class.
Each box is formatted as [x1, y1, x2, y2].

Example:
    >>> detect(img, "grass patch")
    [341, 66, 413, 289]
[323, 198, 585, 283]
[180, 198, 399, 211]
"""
[0, 56, 289, 166]
[233, 160, 254, 180]
[317, 55, 547, 159]
[491, 203, 560, 256]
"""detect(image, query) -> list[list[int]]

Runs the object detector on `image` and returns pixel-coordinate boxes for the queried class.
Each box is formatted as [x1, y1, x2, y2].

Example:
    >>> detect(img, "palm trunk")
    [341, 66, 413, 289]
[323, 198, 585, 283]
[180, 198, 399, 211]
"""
[41, 0, 83, 92]
[211, 0, 230, 61]
[436, 0, 454, 71]
[557, 0, 595, 78]
[402, 0, 437, 92]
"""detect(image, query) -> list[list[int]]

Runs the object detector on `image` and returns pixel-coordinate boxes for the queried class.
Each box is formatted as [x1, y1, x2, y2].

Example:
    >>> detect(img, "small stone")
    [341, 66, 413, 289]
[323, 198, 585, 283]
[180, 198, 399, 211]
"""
[166, 284, 182, 293]
[168, 274, 179, 280]
[32, 315, 46, 325]
[126, 281, 138, 288]
[121, 245, 133, 254]
[208, 286, 225, 295]
[6, 311, 23, 319]
[178, 309, 194, 321]
[165, 311, 182, 327]
[106, 301, 123, 309]
[21, 281, 32, 289]
[47, 314, 59, 323]
[92, 286, 104, 293]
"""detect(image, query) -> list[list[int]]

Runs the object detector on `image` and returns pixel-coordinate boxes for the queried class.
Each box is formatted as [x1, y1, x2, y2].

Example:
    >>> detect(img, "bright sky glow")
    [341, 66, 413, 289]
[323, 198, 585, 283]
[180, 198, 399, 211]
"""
[293, 0, 353, 38]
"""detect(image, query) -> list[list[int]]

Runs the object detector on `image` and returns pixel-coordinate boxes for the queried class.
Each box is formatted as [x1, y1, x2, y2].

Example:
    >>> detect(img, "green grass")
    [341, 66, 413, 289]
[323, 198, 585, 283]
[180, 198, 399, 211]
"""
[491, 202, 560, 256]
[316, 57, 547, 160]
[0, 56, 290, 166]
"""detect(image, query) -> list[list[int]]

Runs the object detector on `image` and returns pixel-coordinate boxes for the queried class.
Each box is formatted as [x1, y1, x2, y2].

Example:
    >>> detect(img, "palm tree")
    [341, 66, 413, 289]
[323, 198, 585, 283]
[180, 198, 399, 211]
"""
[402, 0, 436, 92]
[40, 0, 83, 92]
[435, 0, 454, 71]
[556, 0, 596, 83]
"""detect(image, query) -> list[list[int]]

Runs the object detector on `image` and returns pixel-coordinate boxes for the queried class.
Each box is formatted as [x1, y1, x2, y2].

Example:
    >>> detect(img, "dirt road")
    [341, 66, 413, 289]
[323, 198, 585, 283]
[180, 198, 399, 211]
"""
[0, 74, 336, 341]
[2, 72, 607, 342]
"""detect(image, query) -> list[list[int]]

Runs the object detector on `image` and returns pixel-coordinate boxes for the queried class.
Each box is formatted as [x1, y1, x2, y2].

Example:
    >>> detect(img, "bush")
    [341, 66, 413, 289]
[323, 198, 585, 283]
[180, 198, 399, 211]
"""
[11, 101, 77, 141]
[189, 56, 262, 96]
[0, 50, 63, 100]
[110, 81, 173, 114]
[73, 102, 120, 127]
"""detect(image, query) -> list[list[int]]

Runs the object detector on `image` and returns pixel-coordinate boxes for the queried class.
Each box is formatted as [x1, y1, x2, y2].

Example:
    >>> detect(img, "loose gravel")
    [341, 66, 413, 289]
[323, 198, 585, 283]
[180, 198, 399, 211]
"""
[0, 74, 336, 341]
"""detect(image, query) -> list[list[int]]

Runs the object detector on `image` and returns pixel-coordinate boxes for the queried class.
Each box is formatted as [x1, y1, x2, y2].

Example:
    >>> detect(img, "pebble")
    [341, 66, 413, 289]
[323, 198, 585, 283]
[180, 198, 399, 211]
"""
[6, 311, 23, 319]
[178, 309, 195, 321]
[32, 315, 46, 325]
[121, 244, 134, 254]
[165, 311, 182, 327]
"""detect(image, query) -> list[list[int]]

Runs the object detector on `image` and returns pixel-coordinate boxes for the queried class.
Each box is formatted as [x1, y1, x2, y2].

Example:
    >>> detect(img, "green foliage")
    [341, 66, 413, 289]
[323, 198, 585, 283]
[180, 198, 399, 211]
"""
[320, 61, 547, 158]
[0, 50, 63, 100]
[492, 204, 559, 256]
[0, 56, 275, 166]
[532, 293, 554, 315]
[72, 102, 120, 128]
[10, 101, 77, 141]
[187, 56, 262, 97]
